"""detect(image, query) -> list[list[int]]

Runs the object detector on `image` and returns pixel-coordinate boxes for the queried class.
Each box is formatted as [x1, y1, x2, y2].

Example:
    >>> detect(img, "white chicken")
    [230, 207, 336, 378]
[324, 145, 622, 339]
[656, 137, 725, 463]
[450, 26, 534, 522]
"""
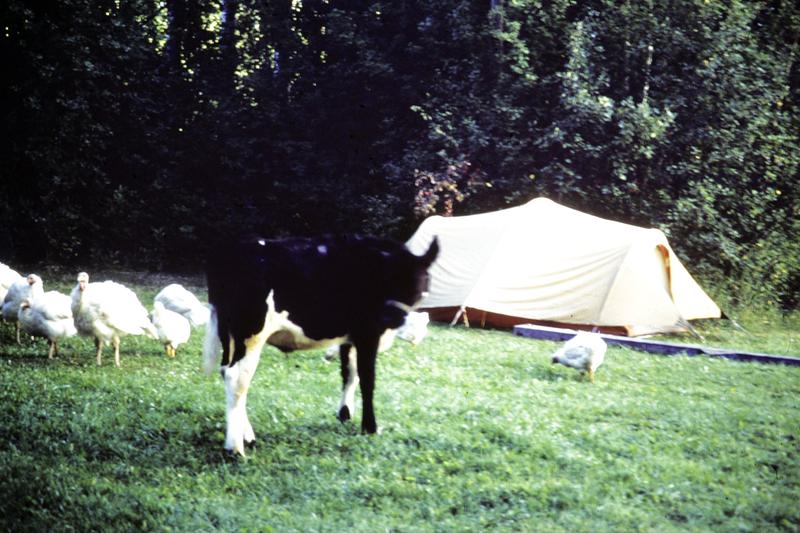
[395, 311, 430, 346]
[324, 328, 398, 361]
[323, 311, 429, 361]
[151, 301, 191, 357]
[0, 262, 22, 303]
[2, 273, 44, 343]
[18, 291, 77, 359]
[551, 331, 608, 383]
[154, 283, 210, 327]
[71, 272, 158, 367]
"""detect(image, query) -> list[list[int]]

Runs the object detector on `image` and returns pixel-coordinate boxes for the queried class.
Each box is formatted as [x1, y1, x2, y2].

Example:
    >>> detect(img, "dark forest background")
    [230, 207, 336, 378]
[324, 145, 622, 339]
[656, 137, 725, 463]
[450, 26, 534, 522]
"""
[2, 0, 799, 308]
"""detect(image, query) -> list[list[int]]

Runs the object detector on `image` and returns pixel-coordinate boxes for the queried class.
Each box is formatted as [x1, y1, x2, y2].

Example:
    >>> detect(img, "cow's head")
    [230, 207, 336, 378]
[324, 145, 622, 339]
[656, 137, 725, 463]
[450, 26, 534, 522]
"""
[381, 237, 439, 329]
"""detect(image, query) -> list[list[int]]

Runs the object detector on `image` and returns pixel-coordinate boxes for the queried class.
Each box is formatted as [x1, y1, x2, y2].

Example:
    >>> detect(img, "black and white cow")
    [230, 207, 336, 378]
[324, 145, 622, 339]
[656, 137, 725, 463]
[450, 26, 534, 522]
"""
[204, 234, 439, 455]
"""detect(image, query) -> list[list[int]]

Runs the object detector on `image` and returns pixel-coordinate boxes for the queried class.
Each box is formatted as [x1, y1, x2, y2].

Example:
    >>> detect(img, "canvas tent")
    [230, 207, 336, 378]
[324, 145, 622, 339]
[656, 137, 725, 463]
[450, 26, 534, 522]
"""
[405, 197, 721, 336]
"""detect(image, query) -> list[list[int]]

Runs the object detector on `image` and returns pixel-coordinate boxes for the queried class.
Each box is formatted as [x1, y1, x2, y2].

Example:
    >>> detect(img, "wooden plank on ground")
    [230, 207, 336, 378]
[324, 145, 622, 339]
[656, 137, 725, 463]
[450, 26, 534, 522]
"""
[512, 323, 800, 367]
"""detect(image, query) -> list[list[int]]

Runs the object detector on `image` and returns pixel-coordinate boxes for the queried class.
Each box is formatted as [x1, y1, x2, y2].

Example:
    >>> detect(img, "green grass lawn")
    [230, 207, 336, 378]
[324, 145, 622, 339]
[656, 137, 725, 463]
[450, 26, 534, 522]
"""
[0, 274, 798, 531]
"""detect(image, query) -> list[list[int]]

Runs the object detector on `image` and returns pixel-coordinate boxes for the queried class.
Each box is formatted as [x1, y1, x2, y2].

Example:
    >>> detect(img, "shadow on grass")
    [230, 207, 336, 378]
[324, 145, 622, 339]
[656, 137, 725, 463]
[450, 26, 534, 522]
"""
[0, 333, 167, 367]
[185, 416, 365, 465]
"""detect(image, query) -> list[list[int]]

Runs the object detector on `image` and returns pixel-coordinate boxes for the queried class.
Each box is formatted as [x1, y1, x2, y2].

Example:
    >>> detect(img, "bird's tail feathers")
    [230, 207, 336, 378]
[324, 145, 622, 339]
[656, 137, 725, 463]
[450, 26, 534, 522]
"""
[202, 304, 222, 376]
[143, 320, 158, 340]
[189, 305, 211, 328]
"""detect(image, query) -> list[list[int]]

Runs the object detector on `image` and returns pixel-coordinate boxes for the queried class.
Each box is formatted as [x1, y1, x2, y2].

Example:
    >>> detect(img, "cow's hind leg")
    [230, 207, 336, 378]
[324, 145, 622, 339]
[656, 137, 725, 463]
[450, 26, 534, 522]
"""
[353, 334, 380, 434]
[337, 344, 359, 423]
[223, 336, 264, 456]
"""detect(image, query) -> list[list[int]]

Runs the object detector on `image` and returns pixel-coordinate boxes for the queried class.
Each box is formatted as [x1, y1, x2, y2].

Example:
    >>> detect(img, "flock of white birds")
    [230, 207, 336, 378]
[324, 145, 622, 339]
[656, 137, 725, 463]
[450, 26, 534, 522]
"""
[0, 262, 208, 366]
[1, 260, 606, 380]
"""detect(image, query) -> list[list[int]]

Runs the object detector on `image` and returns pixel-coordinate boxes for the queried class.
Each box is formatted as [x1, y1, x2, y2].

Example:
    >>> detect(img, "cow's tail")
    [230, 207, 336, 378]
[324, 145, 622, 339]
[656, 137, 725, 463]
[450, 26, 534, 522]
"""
[203, 304, 222, 376]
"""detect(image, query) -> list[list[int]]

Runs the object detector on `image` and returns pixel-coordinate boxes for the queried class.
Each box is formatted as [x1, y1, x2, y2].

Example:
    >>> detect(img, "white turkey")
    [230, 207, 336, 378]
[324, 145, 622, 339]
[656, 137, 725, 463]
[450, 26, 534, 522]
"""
[154, 283, 209, 327]
[551, 331, 608, 383]
[18, 291, 77, 359]
[2, 273, 44, 343]
[0, 262, 22, 303]
[150, 300, 191, 357]
[71, 272, 158, 367]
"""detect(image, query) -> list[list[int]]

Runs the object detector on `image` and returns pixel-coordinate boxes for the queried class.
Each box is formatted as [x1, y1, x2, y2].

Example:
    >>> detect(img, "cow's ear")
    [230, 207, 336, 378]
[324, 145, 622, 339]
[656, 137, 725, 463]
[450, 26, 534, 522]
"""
[419, 237, 439, 267]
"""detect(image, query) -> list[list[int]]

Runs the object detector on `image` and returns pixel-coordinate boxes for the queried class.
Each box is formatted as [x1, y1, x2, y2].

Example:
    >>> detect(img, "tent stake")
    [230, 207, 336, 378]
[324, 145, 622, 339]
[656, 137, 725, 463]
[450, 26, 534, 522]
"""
[679, 319, 705, 342]
[728, 317, 748, 333]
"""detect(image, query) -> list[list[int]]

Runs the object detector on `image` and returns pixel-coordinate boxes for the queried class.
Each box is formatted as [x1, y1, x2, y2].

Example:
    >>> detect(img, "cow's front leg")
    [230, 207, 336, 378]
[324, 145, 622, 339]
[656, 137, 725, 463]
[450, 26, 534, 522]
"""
[353, 335, 380, 434]
[337, 344, 359, 422]
[223, 337, 263, 456]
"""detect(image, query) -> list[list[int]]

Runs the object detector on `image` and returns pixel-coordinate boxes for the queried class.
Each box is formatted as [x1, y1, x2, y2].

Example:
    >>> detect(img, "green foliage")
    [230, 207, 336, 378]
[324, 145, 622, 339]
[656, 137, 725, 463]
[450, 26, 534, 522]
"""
[656, 1, 800, 308]
[0, 275, 798, 531]
[413, 160, 485, 216]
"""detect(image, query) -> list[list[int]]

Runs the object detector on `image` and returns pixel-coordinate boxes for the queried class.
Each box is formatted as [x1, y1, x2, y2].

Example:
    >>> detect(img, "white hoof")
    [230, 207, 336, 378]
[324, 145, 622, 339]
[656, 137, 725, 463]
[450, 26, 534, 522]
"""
[243, 422, 256, 444]
[225, 433, 246, 456]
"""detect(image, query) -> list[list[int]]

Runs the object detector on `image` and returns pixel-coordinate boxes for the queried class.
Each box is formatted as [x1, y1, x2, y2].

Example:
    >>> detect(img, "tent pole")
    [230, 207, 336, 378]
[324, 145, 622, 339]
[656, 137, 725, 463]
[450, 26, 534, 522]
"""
[450, 306, 466, 327]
